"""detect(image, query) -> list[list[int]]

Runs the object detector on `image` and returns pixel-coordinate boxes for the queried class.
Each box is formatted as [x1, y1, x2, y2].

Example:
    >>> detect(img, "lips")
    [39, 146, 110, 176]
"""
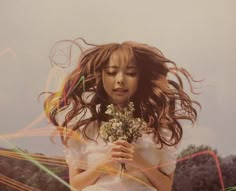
[113, 88, 128, 92]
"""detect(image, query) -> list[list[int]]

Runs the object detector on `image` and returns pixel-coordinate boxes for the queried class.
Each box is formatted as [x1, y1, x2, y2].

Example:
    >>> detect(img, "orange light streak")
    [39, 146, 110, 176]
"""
[0, 174, 40, 191]
[0, 48, 16, 57]
[130, 150, 225, 191]
[0, 127, 226, 190]
[0, 149, 67, 167]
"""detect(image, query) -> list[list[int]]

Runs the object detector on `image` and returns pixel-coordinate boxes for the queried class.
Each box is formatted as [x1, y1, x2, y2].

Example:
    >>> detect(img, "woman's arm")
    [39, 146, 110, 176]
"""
[68, 165, 102, 191]
[68, 147, 118, 191]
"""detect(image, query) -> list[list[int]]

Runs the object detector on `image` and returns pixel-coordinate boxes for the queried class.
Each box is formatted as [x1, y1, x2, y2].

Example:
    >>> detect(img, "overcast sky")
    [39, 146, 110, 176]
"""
[1, 0, 235, 157]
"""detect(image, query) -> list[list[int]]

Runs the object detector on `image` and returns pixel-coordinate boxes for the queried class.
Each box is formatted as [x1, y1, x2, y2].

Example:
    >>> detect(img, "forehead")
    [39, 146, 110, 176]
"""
[106, 48, 137, 68]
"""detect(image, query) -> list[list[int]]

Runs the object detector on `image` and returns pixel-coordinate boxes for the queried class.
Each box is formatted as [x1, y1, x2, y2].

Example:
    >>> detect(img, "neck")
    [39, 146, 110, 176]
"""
[114, 102, 129, 110]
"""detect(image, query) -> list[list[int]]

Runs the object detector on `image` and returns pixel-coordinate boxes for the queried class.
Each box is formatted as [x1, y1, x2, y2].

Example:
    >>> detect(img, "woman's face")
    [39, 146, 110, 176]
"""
[102, 56, 139, 107]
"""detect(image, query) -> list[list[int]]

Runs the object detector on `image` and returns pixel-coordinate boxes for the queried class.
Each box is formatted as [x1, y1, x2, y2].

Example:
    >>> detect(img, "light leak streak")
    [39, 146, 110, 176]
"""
[0, 64, 226, 190]
[0, 126, 228, 191]
[1, 126, 86, 146]
[22, 67, 85, 133]
[44, 67, 66, 95]
[0, 129, 156, 190]
[0, 174, 40, 191]
[0, 128, 227, 190]
[22, 67, 67, 131]
[0, 179, 26, 191]
[10, 62, 86, 137]
[176, 150, 224, 190]
[0, 48, 16, 57]
[130, 150, 225, 191]
[1, 43, 129, 190]
[0, 149, 67, 167]
[21, 113, 46, 131]
[225, 186, 236, 191]
[22, 66, 67, 132]
[1, 125, 55, 140]
[0, 135, 77, 191]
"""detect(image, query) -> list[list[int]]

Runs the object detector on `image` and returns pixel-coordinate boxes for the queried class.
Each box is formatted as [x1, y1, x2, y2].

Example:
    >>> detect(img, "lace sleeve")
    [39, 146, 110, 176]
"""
[63, 134, 89, 170]
[63, 120, 99, 170]
[158, 144, 179, 175]
[157, 128, 180, 175]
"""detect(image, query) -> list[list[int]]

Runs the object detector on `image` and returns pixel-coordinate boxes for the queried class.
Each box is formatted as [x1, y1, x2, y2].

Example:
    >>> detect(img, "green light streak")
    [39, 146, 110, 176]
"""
[225, 187, 236, 191]
[0, 135, 77, 191]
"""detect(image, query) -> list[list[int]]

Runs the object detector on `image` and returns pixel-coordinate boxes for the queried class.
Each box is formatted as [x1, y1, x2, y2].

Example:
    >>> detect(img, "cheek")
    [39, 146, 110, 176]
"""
[102, 74, 113, 91]
[129, 78, 139, 93]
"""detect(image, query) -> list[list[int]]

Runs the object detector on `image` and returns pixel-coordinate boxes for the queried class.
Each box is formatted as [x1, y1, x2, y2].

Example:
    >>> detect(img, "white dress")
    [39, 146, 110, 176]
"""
[64, 121, 178, 191]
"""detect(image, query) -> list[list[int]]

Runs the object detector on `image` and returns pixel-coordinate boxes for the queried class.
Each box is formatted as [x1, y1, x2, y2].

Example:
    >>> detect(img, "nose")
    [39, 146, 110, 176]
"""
[116, 72, 125, 85]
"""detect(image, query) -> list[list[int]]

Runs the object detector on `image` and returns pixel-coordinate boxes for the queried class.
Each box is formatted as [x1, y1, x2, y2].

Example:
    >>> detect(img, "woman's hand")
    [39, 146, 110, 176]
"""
[111, 140, 146, 169]
[95, 140, 148, 174]
[94, 145, 118, 174]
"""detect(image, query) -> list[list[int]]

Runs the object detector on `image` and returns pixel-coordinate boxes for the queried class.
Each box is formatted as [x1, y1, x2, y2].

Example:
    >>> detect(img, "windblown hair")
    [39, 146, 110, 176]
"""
[44, 39, 200, 148]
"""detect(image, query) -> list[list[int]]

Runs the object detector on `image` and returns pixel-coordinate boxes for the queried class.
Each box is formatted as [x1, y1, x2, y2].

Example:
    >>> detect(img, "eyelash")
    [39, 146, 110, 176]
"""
[106, 72, 116, 76]
[106, 72, 137, 77]
[127, 72, 137, 77]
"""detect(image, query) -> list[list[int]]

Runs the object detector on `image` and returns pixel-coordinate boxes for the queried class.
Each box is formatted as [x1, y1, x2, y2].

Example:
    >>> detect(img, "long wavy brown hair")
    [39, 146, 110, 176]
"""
[43, 39, 200, 148]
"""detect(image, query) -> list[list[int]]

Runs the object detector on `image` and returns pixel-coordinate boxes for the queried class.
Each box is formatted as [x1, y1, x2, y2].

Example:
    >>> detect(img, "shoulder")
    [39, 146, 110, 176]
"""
[64, 120, 100, 158]
[66, 120, 100, 144]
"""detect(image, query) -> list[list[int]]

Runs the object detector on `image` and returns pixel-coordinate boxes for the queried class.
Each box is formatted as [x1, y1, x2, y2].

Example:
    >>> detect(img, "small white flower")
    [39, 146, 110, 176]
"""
[100, 102, 147, 144]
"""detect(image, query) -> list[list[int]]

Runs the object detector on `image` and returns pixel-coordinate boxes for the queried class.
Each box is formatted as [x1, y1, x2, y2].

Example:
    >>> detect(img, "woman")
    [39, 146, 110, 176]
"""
[44, 39, 200, 191]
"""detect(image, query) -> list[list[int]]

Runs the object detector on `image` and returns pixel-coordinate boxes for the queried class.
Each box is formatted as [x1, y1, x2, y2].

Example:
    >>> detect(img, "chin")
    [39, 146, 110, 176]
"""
[113, 100, 129, 106]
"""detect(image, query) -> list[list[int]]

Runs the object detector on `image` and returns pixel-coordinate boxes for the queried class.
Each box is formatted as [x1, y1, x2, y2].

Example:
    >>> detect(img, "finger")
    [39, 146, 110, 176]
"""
[113, 140, 131, 147]
[112, 145, 130, 153]
[111, 151, 132, 159]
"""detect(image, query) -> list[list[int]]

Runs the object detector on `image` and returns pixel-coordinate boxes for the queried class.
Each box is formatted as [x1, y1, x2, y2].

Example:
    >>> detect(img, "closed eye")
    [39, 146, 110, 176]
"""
[126, 72, 137, 76]
[106, 71, 117, 76]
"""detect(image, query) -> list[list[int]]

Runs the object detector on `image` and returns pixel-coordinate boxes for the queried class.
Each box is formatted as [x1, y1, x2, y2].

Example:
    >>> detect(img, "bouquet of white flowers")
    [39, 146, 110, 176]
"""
[99, 102, 147, 176]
